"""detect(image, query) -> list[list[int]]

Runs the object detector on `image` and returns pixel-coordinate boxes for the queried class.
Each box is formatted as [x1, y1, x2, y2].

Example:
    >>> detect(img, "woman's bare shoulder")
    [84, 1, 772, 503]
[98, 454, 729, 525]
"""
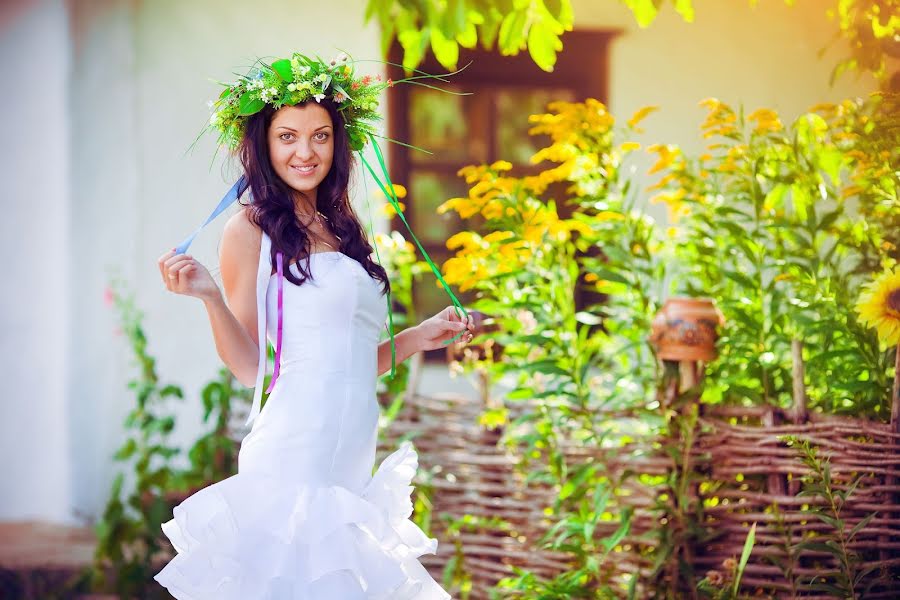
[220, 207, 262, 263]
[222, 206, 262, 250]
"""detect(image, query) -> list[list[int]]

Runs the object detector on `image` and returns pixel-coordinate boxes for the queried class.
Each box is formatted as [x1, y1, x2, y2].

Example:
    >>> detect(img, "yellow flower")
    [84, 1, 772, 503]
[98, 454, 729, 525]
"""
[446, 231, 484, 253]
[380, 201, 406, 217]
[856, 267, 900, 346]
[627, 105, 659, 131]
[620, 141, 642, 152]
[747, 108, 783, 134]
[647, 144, 681, 175]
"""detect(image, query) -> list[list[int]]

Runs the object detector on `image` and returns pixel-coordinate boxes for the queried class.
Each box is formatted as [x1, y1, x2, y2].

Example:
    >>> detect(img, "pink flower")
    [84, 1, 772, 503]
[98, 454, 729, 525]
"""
[103, 286, 115, 307]
[387, 78, 393, 87]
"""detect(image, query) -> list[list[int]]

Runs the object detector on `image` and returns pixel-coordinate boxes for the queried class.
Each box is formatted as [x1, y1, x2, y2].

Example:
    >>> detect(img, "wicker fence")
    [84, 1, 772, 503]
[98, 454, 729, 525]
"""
[377, 391, 900, 598]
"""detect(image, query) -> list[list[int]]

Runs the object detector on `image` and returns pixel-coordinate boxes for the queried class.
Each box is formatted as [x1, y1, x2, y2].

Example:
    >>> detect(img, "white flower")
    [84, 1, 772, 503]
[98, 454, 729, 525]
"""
[316, 73, 328, 83]
[313, 93, 326, 103]
[333, 92, 347, 103]
[287, 83, 296, 92]
[299, 65, 311, 75]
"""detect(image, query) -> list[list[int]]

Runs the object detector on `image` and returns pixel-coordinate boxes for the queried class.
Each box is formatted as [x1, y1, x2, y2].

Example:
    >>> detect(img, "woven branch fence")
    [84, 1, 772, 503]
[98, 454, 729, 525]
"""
[377, 388, 900, 598]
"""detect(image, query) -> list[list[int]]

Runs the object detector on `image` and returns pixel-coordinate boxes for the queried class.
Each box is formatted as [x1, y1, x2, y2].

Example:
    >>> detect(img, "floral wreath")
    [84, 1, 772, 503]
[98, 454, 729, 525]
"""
[208, 52, 391, 152]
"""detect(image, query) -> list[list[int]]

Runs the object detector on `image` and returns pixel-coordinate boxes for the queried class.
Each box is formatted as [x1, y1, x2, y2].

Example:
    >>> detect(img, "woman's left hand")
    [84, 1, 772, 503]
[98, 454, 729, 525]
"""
[412, 306, 475, 352]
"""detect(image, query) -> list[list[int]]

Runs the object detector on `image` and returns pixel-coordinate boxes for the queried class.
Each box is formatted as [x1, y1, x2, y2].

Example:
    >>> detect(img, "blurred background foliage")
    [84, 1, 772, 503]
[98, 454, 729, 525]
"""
[365, 0, 898, 87]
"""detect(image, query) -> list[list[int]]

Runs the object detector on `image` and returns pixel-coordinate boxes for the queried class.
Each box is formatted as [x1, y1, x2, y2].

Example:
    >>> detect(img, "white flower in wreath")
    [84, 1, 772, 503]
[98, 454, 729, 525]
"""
[313, 92, 326, 103]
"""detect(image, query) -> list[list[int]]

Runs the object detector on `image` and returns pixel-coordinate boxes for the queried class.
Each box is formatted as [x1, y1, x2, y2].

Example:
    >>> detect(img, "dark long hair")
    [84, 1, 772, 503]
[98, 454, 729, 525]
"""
[238, 99, 389, 295]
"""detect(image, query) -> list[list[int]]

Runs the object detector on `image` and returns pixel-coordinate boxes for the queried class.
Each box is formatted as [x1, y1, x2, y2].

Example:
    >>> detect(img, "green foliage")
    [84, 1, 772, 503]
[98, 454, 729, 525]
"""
[785, 436, 883, 598]
[363, 0, 896, 82]
[652, 94, 898, 418]
[88, 279, 253, 597]
[825, 0, 900, 84]
[364, 0, 575, 72]
[695, 522, 756, 599]
[89, 278, 186, 598]
[438, 91, 895, 595]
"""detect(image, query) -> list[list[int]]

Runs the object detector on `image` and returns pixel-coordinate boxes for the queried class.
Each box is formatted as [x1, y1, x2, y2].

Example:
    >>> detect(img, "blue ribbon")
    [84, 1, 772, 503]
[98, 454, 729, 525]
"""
[174, 175, 248, 254]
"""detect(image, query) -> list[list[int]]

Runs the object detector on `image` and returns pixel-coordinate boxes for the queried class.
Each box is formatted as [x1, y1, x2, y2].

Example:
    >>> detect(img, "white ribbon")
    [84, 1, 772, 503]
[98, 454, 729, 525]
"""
[246, 230, 272, 427]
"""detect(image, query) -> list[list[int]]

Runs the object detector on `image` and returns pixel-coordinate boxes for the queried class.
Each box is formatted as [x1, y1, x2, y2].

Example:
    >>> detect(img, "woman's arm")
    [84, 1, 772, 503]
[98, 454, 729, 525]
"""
[209, 210, 264, 386]
[159, 208, 262, 387]
[376, 306, 474, 377]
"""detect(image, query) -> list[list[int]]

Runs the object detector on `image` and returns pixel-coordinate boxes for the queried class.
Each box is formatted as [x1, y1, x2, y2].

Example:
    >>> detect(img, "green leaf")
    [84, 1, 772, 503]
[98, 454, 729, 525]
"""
[527, 19, 563, 72]
[624, 0, 659, 27]
[733, 522, 756, 595]
[430, 27, 459, 69]
[271, 59, 293, 82]
[399, 28, 430, 72]
[114, 439, 137, 460]
[789, 184, 811, 221]
[673, 0, 695, 22]
[763, 183, 789, 211]
[498, 9, 528, 53]
[237, 92, 265, 116]
[457, 21, 478, 48]
[848, 511, 876, 540]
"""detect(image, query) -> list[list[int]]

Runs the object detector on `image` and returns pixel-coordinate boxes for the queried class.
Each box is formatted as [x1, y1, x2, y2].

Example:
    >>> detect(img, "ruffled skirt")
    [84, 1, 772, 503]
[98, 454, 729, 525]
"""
[153, 441, 449, 599]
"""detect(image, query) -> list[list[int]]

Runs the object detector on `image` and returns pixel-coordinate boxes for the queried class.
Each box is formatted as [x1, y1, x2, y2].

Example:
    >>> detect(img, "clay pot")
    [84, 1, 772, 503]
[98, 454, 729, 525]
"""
[649, 297, 724, 361]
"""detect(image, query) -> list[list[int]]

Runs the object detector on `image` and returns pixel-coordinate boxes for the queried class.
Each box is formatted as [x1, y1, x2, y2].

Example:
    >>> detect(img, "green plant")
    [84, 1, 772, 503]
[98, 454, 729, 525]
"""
[696, 522, 756, 600]
[764, 502, 802, 597]
[89, 278, 253, 597]
[787, 436, 882, 598]
[437, 90, 896, 595]
[89, 278, 185, 598]
[653, 95, 896, 418]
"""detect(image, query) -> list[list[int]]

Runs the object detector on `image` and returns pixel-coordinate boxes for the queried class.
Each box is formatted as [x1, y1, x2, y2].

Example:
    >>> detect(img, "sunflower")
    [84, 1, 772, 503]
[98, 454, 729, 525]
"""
[856, 266, 900, 346]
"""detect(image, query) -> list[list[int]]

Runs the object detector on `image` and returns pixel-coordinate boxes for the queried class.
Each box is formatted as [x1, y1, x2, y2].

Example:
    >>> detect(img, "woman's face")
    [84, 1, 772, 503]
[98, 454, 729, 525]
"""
[268, 103, 334, 201]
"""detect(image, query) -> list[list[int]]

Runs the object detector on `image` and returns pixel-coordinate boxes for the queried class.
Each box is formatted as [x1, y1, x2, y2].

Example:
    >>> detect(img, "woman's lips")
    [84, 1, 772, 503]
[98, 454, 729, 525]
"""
[290, 164, 317, 176]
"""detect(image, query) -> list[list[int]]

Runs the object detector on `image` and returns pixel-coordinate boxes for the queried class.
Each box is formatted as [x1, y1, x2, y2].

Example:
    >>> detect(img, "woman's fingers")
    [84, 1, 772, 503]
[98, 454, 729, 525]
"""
[164, 256, 194, 290]
[157, 249, 176, 282]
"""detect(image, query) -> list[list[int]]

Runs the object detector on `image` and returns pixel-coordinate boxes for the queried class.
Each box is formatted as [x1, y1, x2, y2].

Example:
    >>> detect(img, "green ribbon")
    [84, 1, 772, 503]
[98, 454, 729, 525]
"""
[359, 132, 469, 378]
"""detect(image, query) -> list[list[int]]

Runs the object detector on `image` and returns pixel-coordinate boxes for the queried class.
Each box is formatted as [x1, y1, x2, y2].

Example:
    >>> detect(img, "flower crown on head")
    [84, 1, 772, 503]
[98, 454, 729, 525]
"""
[208, 51, 392, 151]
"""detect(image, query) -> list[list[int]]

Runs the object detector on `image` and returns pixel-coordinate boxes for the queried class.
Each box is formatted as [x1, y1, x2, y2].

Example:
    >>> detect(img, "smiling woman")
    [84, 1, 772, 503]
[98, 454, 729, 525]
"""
[153, 52, 473, 599]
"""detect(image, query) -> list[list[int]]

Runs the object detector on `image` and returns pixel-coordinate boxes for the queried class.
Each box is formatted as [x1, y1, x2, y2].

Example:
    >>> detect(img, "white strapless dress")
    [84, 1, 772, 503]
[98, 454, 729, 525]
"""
[153, 231, 449, 599]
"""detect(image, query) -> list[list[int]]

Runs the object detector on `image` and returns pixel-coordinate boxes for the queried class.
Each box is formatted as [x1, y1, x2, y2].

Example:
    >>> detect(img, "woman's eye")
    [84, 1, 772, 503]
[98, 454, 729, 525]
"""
[314, 132, 329, 141]
[280, 133, 294, 141]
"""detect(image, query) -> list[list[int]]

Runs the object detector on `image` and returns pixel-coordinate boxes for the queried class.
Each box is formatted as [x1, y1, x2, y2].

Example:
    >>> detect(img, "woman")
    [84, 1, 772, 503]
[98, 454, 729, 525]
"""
[153, 54, 471, 598]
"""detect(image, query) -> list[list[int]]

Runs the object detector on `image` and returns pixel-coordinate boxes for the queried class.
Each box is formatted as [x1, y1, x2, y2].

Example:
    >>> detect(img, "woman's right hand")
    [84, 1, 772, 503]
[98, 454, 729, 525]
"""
[158, 249, 220, 302]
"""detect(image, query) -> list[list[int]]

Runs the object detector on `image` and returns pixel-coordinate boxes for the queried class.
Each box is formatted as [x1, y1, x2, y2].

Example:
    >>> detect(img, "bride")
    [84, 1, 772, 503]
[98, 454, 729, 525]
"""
[154, 52, 473, 599]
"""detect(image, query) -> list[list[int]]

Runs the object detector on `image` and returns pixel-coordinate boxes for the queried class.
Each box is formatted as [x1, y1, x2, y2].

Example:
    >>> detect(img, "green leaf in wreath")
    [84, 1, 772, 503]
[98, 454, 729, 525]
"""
[238, 92, 265, 116]
[271, 58, 293, 82]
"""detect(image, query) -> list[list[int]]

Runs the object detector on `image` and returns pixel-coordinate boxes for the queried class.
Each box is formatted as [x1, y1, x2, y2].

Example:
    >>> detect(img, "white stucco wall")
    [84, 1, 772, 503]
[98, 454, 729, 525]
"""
[0, 0, 880, 525]
[0, 0, 72, 521]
